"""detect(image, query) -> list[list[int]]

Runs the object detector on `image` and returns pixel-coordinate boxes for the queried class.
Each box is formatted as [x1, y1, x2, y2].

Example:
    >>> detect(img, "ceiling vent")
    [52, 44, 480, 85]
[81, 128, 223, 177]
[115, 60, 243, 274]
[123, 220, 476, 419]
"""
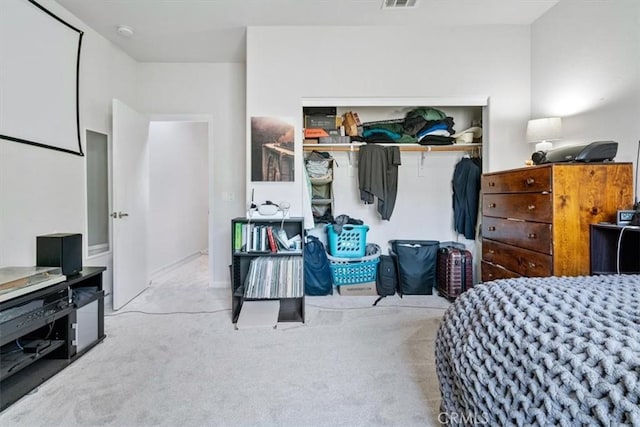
[382, 0, 418, 9]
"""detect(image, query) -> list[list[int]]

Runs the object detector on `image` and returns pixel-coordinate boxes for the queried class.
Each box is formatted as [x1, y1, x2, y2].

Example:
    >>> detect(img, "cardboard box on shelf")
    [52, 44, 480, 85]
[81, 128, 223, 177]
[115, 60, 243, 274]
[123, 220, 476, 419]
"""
[304, 128, 341, 138]
[305, 115, 341, 130]
[337, 281, 377, 296]
[304, 138, 319, 144]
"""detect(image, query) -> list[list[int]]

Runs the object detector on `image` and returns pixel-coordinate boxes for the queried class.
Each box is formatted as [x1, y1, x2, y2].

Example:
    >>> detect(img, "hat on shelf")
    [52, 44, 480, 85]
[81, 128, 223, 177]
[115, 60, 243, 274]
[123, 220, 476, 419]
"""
[452, 126, 482, 143]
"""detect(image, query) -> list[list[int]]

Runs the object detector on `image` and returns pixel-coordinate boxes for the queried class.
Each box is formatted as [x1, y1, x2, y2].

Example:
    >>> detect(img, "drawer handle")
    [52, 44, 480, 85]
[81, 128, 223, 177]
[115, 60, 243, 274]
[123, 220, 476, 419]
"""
[527, 204, 536, 210]
[529, 262, 537, 268]
[528, 233, 537, 239]
[489, 182, 496, 187]
[488, 226, 496, 231]
[489, 249, 495, 254]
[525, 178, 535, 185]
[489, 203, 496, 208]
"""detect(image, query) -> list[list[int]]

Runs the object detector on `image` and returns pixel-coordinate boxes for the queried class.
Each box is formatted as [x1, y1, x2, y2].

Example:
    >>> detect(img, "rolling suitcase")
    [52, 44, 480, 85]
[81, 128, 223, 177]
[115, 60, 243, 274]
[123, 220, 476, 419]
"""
[436, 247, 473, 300]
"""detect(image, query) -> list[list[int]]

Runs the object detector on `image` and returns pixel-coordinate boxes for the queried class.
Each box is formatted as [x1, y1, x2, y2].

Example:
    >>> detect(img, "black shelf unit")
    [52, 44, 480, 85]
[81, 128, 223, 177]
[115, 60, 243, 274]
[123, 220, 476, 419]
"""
[590, 224, 640, 275]
[231, 217, 305, 324]
[0, 267, 106, 410]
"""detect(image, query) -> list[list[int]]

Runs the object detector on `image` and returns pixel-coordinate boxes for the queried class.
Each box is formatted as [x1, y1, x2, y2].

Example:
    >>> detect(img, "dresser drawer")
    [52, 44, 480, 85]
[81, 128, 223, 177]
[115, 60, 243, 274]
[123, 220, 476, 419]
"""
[482, 217, 552, 254]
[482, 167, 551, 194]
[482, 239, 552, 277]
[483, 193, 553, 222]
[481, 261, 520, 282]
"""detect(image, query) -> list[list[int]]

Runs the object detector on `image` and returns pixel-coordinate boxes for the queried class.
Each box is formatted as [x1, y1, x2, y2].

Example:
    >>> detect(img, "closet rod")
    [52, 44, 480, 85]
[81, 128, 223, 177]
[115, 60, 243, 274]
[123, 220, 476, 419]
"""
[303, 143, 482, 155]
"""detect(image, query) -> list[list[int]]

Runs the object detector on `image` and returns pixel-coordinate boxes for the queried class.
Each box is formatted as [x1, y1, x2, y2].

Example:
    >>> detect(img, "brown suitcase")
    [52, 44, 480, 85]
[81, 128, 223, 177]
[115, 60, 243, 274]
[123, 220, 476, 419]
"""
[436, 247, 473, 300]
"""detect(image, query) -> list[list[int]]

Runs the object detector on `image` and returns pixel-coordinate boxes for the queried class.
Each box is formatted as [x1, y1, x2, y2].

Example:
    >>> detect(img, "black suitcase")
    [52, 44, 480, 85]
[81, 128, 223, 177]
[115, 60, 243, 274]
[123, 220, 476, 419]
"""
[436, 247, 473, 300]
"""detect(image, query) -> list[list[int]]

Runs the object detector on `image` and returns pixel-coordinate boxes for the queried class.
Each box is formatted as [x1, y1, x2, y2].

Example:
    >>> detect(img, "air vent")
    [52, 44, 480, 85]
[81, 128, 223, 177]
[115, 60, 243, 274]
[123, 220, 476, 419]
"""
[382, 0, 418, 9]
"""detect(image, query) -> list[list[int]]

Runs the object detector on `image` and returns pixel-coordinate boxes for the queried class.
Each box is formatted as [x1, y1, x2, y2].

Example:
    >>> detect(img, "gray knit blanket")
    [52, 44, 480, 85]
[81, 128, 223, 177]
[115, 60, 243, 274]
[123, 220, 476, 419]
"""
[435, 275, 640, 426]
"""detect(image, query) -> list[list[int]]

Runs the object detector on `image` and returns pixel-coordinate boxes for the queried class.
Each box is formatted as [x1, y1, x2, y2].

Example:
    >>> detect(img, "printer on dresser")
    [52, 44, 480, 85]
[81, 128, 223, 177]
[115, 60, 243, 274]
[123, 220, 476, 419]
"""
[481, 163, 633, 281]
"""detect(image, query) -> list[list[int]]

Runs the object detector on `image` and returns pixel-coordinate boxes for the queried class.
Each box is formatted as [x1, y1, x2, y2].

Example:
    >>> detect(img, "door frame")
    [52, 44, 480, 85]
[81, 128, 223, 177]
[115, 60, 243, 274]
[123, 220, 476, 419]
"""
[148, 114, 215, 286]
[82, 127, 113, 260]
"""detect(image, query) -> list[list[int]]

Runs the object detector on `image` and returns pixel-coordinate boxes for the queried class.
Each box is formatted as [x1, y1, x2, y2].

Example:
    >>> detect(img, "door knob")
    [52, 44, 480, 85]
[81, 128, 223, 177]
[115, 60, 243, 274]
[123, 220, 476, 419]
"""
[111, 211, 129, 219]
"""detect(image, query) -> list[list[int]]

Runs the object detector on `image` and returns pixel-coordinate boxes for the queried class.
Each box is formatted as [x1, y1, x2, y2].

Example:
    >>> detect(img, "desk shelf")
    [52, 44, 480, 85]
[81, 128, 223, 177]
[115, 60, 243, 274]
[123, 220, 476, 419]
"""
[590, 224, 640, 275]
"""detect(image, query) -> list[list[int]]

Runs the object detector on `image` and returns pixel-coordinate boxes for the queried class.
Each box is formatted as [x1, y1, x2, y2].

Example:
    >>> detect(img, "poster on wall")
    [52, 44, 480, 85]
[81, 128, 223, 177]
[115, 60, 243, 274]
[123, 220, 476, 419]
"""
[250, 116, 295, 182]
[0, 0, 84, 156]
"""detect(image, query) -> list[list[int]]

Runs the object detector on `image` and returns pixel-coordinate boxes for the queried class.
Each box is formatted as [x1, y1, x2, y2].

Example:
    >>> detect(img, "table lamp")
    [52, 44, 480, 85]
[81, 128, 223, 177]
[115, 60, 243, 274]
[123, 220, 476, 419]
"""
[526, 117, 562, 152]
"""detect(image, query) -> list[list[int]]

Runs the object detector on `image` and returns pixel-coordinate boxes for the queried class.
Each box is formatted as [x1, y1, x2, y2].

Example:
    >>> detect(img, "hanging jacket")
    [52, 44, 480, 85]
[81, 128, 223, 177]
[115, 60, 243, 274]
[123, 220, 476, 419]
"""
[452, 157, 481, 239]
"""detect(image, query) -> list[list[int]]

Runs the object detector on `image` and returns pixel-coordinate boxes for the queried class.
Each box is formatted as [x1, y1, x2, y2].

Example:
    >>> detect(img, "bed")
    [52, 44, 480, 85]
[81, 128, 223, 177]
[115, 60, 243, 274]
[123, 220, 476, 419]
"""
[435, 275, 640, 426]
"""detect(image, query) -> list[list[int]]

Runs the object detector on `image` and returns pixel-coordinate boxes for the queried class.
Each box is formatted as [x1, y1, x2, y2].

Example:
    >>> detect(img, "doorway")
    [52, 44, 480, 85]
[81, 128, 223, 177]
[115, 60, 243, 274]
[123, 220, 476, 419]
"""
[148, 120, 210, 278]
[110, 105, 214, 310]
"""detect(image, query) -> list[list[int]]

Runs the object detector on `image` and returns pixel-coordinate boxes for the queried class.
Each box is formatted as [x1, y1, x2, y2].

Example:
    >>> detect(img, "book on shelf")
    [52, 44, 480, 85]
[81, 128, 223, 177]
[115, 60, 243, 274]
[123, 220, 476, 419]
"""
[234, 222, 242, 251]
[243, 256, 303, 299]
[233, 222, 301, 254]
[266, 226, 277, 253]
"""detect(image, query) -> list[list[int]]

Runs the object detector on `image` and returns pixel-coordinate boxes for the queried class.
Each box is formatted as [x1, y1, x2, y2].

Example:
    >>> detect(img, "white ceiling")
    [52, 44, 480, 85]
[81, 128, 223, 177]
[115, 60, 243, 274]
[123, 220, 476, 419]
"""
[55, 0, 559, 63]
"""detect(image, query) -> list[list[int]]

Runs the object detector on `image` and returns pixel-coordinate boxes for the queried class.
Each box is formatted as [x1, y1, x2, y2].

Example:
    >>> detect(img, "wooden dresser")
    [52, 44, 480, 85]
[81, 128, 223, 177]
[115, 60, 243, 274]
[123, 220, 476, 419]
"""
[481, 163, 633, 281]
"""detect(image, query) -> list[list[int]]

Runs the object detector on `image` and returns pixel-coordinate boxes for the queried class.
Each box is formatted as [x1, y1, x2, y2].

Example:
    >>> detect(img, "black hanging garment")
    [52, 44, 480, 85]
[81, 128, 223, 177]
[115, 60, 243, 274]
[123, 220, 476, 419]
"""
[452, 157, 481, 240]
[357, 144, 401, 221]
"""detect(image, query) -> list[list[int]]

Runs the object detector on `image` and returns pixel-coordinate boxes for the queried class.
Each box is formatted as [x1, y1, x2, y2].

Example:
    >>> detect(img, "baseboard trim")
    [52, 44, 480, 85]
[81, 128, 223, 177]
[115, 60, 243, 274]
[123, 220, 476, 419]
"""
[150, 251, 204, 281]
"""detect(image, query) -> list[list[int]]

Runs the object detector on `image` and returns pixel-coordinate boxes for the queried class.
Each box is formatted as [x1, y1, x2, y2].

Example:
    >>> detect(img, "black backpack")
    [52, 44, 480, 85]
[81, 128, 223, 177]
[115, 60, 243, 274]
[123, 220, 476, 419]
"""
[303, 235, 333, 296]
[373, 254, 397, 306]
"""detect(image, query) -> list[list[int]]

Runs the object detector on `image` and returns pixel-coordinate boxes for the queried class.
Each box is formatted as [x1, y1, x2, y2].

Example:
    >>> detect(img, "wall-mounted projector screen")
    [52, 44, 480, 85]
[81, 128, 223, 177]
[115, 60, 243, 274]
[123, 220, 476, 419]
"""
[0, 0, 84, 156]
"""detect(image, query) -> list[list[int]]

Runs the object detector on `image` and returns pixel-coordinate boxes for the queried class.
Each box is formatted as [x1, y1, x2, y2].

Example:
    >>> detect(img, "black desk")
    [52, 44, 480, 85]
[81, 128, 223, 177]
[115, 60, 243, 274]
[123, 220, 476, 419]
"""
[590, 224, 640, 275]
[0, 267, 106, 411]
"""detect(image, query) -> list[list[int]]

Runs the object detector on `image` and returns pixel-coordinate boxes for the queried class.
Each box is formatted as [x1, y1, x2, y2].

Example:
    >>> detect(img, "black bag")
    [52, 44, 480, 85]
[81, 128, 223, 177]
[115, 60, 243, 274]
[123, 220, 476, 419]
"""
[373, 255, 397, 306]
[303, 235, 333, 296]
[390, 240, 439, 296]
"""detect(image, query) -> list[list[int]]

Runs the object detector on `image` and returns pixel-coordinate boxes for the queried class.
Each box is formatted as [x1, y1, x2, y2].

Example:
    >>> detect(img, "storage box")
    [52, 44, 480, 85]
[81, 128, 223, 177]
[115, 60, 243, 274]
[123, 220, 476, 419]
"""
[304, 128, 341, 138]
[305, 115, 339, 130]
[337, 281, 377, 296]
[319, 136, 350, 144]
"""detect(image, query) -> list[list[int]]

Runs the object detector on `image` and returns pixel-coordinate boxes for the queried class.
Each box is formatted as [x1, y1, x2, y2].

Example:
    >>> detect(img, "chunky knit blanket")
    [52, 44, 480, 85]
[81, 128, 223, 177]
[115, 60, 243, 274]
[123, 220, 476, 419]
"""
[435, 275, 640, 426]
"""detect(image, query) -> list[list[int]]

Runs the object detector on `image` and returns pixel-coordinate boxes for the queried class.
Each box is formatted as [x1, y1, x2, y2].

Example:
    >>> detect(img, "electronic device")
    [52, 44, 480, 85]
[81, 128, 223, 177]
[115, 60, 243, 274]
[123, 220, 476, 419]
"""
[617, 210, 636, 226]
[531, 140, 618, 165]
[0, 287, 71, 335]
[36, 233, 82, 276]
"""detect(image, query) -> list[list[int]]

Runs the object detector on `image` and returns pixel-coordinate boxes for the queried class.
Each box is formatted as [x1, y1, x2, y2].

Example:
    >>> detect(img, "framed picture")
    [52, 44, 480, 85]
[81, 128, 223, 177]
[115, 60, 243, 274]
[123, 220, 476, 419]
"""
[250, 116, 294, 182]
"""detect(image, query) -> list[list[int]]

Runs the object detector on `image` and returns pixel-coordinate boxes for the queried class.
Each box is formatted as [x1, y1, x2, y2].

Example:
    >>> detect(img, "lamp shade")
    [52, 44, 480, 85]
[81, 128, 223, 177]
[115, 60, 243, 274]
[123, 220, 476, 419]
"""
[526, 117, 562, 143]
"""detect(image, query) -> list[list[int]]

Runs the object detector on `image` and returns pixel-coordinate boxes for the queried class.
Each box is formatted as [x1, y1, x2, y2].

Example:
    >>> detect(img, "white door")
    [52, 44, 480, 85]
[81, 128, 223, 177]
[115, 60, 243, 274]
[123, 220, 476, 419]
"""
[112, 99, 150, 310]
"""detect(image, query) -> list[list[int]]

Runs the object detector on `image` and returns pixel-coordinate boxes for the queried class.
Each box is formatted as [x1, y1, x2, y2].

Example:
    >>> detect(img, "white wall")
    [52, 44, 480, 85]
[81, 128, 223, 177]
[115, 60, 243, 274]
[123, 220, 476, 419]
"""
[137, 63, 246, 286]
[531, 0, 640, 169]
[246, 25, 531, 252]
[148, 121, 209, 274]
[0, 0, 139, 300]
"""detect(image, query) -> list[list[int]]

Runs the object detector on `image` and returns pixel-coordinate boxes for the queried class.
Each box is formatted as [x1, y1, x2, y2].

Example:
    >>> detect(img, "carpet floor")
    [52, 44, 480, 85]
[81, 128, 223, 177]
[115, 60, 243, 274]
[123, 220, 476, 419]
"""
[0, 256, 450, 426]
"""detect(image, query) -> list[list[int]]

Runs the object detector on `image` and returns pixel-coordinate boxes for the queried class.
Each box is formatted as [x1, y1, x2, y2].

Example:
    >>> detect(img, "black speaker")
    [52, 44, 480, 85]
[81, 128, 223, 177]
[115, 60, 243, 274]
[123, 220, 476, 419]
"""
[36, 233, 82, 276]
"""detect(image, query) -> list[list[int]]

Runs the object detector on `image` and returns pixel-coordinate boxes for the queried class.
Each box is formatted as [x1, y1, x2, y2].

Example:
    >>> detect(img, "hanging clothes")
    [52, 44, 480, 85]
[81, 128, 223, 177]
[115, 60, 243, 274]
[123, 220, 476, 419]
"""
[452, 156, 481, 239]
[358, 144, 401, 221]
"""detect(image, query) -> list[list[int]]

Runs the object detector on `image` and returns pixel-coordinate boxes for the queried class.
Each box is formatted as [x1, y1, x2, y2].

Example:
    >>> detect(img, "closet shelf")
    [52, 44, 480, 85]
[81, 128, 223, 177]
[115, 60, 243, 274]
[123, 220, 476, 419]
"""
[303, 143, 482, 154]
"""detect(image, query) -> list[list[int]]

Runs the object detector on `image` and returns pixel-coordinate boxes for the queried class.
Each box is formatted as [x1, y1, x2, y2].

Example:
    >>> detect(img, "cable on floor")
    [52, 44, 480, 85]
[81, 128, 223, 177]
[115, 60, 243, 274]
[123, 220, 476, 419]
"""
[305, 303, 448, 311]
[105, 308, 231, 317]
